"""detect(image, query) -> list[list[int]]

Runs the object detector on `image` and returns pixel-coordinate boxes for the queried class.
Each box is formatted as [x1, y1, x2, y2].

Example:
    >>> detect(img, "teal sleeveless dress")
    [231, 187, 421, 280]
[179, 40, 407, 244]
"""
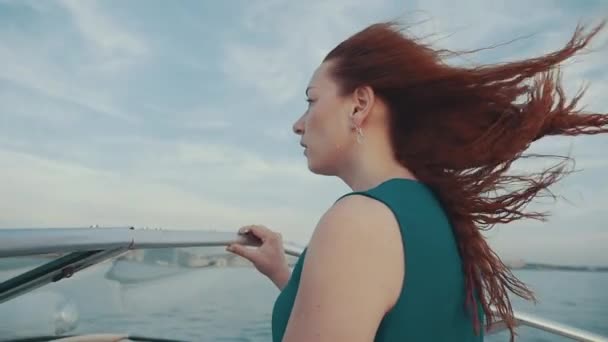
[271, 178, 484, 341]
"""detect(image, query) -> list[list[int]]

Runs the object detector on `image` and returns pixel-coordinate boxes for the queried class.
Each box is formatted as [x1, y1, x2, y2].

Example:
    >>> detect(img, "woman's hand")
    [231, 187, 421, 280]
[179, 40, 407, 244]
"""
[226, 224, 291, 290]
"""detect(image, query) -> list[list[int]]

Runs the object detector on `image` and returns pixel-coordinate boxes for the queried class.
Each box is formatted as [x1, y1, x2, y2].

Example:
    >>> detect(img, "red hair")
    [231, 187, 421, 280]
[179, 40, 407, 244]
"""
[324, 20, 608, 341]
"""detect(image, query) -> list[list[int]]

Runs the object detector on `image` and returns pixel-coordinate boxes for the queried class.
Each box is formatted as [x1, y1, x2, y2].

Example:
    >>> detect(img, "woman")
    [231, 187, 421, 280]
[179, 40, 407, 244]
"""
[226, 21, 608, 341]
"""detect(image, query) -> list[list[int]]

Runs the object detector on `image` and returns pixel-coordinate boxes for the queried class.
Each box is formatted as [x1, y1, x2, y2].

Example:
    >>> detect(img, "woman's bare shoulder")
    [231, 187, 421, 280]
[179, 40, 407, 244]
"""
[280, 194, 405, 341]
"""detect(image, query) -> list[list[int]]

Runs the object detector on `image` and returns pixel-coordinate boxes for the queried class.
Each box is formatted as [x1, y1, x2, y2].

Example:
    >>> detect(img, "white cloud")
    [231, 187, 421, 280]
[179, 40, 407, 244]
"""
[0, 88, 78, 125]
[0, 42, 134, 121]
[172, 106, 233, 132]
[0, 139, 345, 243]
[0, 148, 325, 238]
[58, 0, 148, 72]
[184, 119, 232, 131]
[0, 0, 151, 122]
[91, 136, 311, 180]
[221, 0, 389, 106]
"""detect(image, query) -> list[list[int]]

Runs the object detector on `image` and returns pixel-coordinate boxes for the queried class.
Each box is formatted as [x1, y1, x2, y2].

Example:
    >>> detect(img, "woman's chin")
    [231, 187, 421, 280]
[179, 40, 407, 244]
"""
[306, 158, 321, 174]
[306, 160, 333, 176]
[304, 151, 333, 175]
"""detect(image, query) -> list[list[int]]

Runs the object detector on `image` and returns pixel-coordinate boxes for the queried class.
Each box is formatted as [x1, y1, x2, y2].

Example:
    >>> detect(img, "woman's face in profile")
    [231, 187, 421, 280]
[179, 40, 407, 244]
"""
[292, 61, 357, 176]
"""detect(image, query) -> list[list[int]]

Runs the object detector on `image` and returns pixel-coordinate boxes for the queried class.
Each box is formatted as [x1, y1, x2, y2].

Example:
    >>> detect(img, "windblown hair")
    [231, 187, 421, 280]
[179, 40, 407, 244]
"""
[324, 20, 608, 340]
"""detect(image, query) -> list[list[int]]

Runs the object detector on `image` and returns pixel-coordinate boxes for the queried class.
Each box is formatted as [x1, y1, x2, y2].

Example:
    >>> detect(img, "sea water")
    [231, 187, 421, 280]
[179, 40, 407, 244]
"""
[0, 262, 606, 341]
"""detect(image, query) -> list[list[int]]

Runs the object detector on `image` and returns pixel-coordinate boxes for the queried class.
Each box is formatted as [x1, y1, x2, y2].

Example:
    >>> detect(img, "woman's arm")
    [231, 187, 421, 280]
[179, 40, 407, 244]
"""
[270, 265, 292, 290]
[281, 195, 405, 342]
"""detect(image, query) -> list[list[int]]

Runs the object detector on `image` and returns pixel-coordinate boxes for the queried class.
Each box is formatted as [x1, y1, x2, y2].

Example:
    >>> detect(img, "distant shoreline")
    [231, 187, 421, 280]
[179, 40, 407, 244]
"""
[509, 263, 608, 273]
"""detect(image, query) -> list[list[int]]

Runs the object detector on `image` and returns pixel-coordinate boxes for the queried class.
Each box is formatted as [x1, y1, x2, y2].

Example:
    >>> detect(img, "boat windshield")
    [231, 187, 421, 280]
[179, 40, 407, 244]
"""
[0, 246, 297, 341]
[0, 253, 68, 283]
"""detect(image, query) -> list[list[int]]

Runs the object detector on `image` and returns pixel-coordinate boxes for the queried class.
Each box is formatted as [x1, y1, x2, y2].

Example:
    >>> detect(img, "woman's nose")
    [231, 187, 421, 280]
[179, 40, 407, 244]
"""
[292, 115, 305, 135]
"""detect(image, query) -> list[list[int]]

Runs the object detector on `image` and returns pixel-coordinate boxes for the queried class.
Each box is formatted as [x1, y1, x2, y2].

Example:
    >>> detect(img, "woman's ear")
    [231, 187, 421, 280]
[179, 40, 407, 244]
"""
[351, 85, 375, 127]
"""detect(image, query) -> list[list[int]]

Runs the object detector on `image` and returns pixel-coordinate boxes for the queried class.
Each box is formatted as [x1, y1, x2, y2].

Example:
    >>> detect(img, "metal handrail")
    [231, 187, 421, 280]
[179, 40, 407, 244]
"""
[489, 310, 608, 342]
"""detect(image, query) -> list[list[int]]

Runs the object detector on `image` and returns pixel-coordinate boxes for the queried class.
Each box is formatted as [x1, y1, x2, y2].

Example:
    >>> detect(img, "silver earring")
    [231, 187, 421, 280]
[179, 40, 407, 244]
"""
[356, 126, 364, 144]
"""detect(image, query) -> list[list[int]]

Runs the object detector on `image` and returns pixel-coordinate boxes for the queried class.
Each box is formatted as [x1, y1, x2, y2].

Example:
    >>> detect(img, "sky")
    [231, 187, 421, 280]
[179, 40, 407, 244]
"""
[0, 0, 606, 266]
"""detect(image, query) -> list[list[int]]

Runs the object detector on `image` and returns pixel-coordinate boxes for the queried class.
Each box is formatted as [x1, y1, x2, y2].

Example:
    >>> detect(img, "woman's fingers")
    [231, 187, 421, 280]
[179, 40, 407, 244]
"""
[238, 224, 276, 242]
[226, 243, 256, 261]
